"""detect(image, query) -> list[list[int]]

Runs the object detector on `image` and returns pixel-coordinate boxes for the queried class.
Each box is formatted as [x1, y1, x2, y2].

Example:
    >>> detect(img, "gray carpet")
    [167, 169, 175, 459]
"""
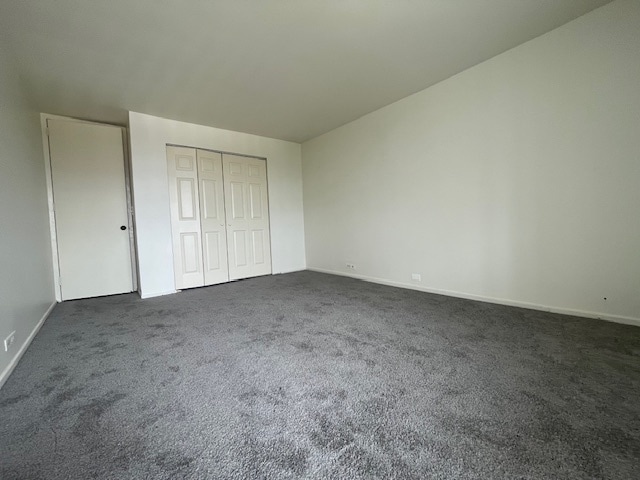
[1, 271, 639, 479]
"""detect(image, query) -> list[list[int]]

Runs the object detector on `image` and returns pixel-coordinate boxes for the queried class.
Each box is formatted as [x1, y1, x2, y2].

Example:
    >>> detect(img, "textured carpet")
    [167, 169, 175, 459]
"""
[0, 271, 639, 479]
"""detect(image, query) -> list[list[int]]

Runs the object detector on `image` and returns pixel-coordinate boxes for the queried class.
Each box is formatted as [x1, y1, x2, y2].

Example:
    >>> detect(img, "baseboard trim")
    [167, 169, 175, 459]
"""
[0, 301, 57, 390]
[273, 268, 306, 275]
[140, 289, 178, 299]
[139, 271, 310, 298]
[307, 267, 640, 327]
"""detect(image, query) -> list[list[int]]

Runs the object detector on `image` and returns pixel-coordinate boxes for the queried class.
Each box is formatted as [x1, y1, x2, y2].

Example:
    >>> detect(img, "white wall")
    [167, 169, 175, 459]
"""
[0, 43, 55, 387]
[302, 0, 640, 325]
[129, 112, 306, 298]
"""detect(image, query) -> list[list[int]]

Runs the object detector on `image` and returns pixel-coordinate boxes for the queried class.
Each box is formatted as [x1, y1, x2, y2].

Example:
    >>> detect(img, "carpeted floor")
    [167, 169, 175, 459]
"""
[0, 271, 639, 479]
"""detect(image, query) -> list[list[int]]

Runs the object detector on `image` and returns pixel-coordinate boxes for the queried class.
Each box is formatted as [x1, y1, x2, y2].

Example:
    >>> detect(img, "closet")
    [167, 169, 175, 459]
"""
[166, 146, 272, 290]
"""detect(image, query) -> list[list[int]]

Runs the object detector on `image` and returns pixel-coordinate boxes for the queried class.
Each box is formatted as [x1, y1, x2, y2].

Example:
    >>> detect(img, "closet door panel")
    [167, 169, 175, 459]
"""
[197, 150, 229, 286]
[223, 154, 272, 280]
[167, 146, 204, 289]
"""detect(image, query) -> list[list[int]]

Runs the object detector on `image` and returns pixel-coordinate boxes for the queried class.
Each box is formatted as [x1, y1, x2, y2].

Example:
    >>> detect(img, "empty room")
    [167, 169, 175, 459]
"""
[1, 1, 639, 478]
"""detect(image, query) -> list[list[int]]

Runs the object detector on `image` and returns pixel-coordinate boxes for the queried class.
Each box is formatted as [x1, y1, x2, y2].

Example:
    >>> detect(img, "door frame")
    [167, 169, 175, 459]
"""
[166, 144, 268, 162]
[41, 113, 138, 302]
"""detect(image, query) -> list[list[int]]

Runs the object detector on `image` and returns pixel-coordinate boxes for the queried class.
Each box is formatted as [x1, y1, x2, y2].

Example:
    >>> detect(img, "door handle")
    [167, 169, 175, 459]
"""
[120, 225, 127, 231]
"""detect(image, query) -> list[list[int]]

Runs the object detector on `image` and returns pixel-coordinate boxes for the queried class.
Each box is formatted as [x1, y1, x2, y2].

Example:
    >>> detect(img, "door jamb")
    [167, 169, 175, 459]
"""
[40, 113, 139, 301]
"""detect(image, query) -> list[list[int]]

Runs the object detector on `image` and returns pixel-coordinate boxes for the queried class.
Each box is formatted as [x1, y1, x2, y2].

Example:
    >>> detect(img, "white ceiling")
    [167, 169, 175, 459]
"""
[0, 0, 612, 142]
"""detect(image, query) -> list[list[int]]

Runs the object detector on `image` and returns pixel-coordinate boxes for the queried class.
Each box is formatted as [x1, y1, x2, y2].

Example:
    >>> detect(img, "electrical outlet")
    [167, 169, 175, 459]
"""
[411, 273, 421, 282]
[346, 263, 356, 270]
[4, 331, 15, 352]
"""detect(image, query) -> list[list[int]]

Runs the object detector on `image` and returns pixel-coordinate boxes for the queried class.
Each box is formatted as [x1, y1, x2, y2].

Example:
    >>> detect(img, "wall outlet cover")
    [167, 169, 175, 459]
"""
[411, 273, 422, 281]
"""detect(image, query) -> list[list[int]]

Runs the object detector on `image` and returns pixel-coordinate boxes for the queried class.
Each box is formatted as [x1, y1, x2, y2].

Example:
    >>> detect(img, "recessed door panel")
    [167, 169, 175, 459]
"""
[248, 165, 260, 178]
[252, 230, 265, 264]
[233, 230, 248, 267]
[180, 233, 200, 273]
[229, 162, 243, 176]
[231, 182, 245, 219]
[48, 119, 134, 300]
[201, 179, 219, 220]
[249, 184, 263, 219]
[178, 178, 196, 220]
[176, 155, 194, 171]
[204, 232, 221, 270]
[200, 157, 215, 172]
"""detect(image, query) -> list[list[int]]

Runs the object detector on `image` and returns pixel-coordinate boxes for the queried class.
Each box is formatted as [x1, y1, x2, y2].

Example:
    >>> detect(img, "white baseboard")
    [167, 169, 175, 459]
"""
[307, 267, 640, 328]
[0, 301, 57, 390]
[140, 289, 177, 299]
[140, 270, 310, 298]
[273, 268, 306, 275]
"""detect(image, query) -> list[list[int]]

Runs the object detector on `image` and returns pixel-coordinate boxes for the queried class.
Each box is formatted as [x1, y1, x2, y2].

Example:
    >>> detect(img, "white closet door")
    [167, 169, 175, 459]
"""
[48, 119, 133, 300]
[222, 154, 272, 280]
[196, 150, 229, 285]
[166, 146, 204, 289]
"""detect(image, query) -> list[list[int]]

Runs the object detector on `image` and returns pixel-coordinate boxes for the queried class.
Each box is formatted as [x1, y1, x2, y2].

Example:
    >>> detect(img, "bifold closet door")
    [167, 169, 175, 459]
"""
[167, 147, 271, 289]
[222, 154, 272, 280]
[167, 146, 205, 289]
[196, 150, 229, 285]
[167, 147, 230, 289]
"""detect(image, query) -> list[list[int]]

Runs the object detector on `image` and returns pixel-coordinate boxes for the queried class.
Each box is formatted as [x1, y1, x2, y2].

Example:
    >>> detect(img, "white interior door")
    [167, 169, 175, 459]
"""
[167, 146, 205, 289]
[222, 154, 272, 280]
[197, 150, 229, 285]
[48, 119, 133, 300]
